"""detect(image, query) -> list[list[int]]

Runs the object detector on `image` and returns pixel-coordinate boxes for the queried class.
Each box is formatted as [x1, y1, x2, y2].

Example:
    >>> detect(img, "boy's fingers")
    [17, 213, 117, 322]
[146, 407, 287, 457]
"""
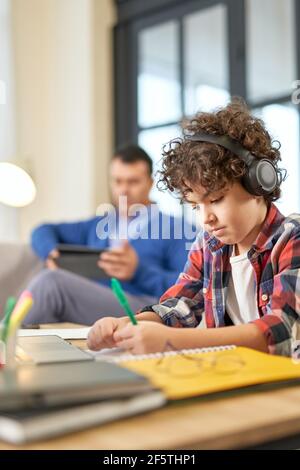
[102, 327, 118, 348]
[102, 338, 116, 348]
[113, 325, 135, 342]
[115, 338, 135, 352]
[101, 322, 114, 339]
[88, 331, 114, 350]
[87, 329, 102, 350]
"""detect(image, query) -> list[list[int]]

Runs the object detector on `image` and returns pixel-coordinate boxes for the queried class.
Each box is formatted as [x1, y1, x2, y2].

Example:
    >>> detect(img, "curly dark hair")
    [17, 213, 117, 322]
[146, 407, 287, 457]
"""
[158, 98, 286, 203]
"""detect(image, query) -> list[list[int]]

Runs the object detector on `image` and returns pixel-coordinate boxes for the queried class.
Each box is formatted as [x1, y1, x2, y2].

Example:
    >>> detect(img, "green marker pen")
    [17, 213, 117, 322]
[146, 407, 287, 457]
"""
[111, 278, 138, 325]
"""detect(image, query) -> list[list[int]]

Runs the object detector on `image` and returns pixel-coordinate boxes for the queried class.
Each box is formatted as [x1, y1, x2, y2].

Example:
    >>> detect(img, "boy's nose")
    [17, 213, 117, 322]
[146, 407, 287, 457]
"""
[202, 210, 217, 226]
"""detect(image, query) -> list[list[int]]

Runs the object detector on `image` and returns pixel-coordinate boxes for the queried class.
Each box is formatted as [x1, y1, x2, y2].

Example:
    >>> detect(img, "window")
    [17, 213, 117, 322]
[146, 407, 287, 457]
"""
[138, 21, 181, 128]
[184, 5, 229, 115]
[136, 20, 183, 215]
[254, 104, 299, 215]
[139, 125, 181, 215]
[115, 0, 300, 215]
[246, 0, 296, 102]
[135, 2, 231, 216]
[246, 0, 300, 213]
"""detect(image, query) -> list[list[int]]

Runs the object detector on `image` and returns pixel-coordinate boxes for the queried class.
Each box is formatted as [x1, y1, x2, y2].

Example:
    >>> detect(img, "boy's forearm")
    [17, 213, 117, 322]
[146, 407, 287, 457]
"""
[118, 311, 162, 325]
[170, 323, 269, 353]
[136, 311, 163, 323]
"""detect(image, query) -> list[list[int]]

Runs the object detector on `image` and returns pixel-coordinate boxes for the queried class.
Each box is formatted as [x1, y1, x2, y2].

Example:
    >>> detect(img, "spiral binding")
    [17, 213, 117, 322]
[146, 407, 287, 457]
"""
[109, 344, 236, 363]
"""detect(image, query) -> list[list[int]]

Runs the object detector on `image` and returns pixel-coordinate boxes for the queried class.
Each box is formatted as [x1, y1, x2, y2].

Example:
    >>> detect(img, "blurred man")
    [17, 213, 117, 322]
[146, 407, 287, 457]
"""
[24, 145, 195, 325]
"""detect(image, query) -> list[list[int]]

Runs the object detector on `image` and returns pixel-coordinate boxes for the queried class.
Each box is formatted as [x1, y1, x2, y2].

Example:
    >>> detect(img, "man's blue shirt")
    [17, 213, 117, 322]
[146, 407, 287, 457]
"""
[31, 209, 197, 299]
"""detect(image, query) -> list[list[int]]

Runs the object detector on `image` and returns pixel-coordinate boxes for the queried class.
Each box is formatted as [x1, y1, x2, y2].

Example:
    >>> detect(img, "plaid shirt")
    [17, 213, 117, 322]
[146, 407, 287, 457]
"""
[140, 204, 300, 356]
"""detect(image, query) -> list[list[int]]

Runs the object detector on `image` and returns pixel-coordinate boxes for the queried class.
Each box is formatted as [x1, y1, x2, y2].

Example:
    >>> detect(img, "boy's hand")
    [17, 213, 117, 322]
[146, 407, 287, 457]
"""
[113, 321, 175, 354]
[87, 316, 129, 350]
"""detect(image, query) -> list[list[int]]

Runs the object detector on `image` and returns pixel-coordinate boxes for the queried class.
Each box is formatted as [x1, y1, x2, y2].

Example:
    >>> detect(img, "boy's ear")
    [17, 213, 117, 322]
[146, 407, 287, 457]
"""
[254, 195, 266, 203]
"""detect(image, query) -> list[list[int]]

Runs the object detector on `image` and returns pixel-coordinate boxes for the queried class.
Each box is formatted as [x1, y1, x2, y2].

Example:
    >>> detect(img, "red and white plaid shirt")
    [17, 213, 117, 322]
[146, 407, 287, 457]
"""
[141, 204, 300, 356]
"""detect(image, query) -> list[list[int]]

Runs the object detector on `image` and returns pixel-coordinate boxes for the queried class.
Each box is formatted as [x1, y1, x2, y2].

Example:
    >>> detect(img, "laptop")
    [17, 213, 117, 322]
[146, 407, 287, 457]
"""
[16, 335, 93, 365]
[0, 358, 158, 412]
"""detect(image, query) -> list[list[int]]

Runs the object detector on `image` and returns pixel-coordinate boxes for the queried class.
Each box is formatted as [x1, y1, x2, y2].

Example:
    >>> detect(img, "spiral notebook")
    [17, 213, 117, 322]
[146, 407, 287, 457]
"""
[91, 346, 300, 400]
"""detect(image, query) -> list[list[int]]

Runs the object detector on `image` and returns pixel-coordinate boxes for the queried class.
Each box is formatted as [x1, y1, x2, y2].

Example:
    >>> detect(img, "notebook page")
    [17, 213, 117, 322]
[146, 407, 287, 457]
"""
[87, 345, 235, 363]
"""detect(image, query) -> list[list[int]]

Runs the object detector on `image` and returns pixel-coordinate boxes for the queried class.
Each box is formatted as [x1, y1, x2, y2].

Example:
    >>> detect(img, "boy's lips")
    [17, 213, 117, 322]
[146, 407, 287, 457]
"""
[212, 226, 226, 235]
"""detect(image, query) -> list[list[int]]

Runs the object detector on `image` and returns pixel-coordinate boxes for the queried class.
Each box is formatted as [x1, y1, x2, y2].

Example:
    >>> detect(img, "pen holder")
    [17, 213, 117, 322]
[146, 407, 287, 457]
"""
[0, 325, 17, 369]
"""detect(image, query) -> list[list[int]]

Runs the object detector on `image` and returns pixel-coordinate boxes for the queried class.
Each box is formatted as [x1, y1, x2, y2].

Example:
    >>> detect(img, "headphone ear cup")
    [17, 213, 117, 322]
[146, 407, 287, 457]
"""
[241, 167, 255, 194]
[241, 162, 260, 195]
[242, 159, 278, 196]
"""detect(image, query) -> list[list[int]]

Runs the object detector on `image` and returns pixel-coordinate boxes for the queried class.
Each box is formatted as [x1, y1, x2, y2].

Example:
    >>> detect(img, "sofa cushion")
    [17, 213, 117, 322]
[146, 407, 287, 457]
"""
[0, 244, 43, 317]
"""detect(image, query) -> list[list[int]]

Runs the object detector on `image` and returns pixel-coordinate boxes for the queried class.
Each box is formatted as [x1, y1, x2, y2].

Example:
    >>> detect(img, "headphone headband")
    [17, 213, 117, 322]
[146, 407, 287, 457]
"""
[187, 133, 254, 166]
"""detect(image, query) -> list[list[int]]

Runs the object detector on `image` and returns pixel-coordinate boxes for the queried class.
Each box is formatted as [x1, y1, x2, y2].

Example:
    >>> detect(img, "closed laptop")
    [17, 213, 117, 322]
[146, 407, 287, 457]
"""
[0, 360, 156, 412]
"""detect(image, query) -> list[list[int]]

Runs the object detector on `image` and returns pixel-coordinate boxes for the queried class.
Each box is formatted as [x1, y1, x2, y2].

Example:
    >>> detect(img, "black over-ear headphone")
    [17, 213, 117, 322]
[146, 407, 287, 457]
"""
[187, 133, 279, 196]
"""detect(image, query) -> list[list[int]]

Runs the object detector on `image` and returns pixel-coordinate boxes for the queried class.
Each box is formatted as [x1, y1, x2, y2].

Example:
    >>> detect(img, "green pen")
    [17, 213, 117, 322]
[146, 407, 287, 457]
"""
[111, 278, 138, 325]
[1, 297, 17, 342]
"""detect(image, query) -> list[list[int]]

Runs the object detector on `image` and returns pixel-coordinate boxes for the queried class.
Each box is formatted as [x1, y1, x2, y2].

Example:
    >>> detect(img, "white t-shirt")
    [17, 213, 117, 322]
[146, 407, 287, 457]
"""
[226, 248, 260, 325]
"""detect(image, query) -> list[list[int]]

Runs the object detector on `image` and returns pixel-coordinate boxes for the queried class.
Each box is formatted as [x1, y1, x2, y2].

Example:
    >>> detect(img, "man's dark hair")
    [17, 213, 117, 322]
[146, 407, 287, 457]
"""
[113, 145, 153, 176]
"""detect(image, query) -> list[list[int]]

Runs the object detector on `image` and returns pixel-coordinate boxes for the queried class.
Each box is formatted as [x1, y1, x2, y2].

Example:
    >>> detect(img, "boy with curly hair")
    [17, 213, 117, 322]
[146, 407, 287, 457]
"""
[88, 99, 300, 357]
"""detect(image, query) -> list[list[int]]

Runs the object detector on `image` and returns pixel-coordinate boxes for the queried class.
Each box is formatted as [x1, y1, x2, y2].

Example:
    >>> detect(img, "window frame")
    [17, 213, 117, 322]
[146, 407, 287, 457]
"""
[114, 0, 248, 145]
[114, 0, 300, 211]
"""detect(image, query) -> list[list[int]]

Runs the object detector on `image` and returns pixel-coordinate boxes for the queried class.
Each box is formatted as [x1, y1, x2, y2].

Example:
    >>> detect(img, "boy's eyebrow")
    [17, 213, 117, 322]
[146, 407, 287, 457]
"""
[186, 191, 211, 204]
[186, 187, 230, 204]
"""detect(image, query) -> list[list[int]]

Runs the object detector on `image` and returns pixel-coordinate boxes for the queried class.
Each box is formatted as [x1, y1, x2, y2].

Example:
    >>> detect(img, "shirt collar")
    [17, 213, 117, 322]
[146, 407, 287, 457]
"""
[251, 203, 285, 253]
[204, 203, 285, 254]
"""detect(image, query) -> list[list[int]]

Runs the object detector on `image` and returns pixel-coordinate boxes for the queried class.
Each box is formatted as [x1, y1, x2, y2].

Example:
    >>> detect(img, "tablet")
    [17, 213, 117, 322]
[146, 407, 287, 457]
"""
[55, 244, 109, 280]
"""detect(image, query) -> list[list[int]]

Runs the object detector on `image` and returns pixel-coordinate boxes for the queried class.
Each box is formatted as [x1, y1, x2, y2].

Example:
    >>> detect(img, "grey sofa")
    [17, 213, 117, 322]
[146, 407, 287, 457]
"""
[0, 244, 43, 318]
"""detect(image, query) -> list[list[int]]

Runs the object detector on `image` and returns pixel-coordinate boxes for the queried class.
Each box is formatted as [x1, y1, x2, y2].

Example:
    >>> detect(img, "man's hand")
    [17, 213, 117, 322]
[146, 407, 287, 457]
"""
[113, 321, 175, 354]
[98, 241, 138, 281]
[87, 316, 130, 350]
[46, 249, 59, 270]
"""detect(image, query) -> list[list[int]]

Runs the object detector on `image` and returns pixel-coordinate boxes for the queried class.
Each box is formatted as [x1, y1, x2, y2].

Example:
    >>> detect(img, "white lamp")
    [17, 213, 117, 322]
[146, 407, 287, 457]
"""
[0, 162, 36, 207]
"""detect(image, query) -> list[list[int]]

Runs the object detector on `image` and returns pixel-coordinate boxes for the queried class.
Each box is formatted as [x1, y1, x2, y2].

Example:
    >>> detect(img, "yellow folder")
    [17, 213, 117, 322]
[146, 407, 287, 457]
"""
[116, 346, 300, 400]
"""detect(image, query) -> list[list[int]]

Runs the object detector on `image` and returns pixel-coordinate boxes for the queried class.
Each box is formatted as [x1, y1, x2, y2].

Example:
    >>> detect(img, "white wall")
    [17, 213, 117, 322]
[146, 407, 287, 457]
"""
[93, 0, 115, 209]
[0, 0, 18, 241]
[11, 0, 115, 241]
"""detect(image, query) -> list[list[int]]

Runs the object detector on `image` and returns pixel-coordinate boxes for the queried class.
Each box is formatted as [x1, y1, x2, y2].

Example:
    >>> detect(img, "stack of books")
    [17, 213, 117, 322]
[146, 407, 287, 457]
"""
[0, 358, 165, 444]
